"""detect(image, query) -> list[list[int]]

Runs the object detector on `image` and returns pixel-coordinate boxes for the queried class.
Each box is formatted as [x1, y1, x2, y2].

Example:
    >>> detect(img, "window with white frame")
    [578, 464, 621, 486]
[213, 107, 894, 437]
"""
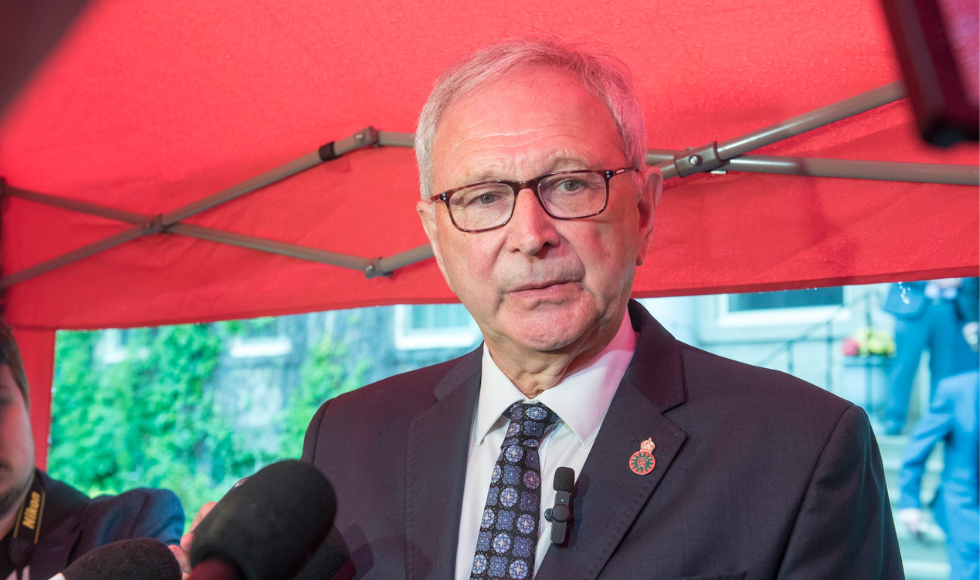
[97, 328, 133, 364]
[393, 304, 482, 350]
[229, 317, 292, 358]
[718, 287, 845, 328]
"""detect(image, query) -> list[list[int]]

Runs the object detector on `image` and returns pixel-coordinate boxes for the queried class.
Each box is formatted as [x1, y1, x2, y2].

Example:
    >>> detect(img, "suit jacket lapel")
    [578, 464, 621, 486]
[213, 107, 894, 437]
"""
[537, 302, 689, 580]
[405, 349, 482, 580]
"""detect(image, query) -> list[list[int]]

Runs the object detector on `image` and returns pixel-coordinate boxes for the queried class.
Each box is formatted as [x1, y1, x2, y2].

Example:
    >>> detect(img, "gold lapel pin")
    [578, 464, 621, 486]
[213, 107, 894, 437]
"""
[629, 438, 656, 475]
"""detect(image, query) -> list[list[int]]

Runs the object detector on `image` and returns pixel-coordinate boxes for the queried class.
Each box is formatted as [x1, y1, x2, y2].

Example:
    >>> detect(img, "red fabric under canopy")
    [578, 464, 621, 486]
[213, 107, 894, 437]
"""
[2, 0, 978, 464]
[2, 0, 978, 332]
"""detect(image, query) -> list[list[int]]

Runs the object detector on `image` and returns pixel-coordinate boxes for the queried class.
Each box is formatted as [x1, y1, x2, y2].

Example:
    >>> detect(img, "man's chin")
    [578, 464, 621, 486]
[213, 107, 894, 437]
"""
[502, 311, 597, 353]
[0, 467, 33, 519]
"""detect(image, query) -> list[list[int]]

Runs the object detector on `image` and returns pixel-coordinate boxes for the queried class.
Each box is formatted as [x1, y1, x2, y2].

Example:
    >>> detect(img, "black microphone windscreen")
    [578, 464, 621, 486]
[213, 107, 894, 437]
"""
[290, 527, 353, 580]
[190, 460, 337, 580]
[554, 467, 574, 492]
[63, 537, 180, 580]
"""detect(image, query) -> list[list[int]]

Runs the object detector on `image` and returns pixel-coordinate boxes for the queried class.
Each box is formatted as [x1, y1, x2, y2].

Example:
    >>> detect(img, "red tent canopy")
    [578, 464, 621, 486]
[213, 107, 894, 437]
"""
[1, 0, 977, 461]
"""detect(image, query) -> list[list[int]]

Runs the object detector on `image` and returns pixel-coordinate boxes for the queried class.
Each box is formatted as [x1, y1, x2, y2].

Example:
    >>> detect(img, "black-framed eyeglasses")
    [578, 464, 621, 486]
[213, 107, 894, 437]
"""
[429, 166, 637, 233]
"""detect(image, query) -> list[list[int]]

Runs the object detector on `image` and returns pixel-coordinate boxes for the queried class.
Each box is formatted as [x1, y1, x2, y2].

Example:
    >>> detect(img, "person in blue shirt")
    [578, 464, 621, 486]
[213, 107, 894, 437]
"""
[882, 278, 979, 435]
[897, 370, 979, 580]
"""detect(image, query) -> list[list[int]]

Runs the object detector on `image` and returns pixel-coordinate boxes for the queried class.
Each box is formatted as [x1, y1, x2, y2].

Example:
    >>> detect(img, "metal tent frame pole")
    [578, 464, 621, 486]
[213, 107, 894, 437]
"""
[656, 82, 907, 179]
[3, 185, 429, 281]
[2, 82, 977, 289]
[720, 156, 977, 184]
[1, 128, 382, 287]
[644, 150, 979, 185]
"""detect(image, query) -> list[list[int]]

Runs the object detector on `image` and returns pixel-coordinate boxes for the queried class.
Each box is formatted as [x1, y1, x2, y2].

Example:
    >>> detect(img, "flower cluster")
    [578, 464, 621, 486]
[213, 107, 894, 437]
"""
[841, 327, 896, 357]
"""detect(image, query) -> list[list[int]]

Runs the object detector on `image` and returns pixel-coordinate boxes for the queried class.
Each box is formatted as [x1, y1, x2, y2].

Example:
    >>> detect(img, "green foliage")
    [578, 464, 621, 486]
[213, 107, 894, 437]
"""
[279, 334, 368, 459]
[49, 331, 116, 489]
[49, 317, 370, 529]
[50, 324, 275, 525]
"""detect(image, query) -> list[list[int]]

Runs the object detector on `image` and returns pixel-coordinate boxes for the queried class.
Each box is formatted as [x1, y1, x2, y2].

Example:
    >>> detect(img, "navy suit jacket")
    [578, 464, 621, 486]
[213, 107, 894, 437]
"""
[302, 301, 903, 579]
[898, 370, 979, 544]
[18, 470, 184, 580]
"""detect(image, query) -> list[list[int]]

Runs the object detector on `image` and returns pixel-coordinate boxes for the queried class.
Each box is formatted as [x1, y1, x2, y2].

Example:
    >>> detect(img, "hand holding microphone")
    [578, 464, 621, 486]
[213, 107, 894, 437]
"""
[172, 460, 337, 580]
[171, 502, 217, 579]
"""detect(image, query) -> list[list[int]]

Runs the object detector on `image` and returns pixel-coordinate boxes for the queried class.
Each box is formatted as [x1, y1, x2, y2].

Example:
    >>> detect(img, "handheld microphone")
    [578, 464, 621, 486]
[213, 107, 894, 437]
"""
[49, 537, 180, 580]
[290, 527, 353, 580]
[544, 467, 574, 545]
[189, 460, 337, 580]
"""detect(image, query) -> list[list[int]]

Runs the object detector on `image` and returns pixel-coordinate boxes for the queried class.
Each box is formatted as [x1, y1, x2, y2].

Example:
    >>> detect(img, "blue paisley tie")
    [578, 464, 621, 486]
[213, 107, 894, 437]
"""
[470, 401, 561, 580]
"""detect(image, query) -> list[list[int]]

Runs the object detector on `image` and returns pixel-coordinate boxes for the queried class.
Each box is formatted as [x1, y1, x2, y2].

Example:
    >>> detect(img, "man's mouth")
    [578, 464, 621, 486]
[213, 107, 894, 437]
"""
[510, 280, 576, 295]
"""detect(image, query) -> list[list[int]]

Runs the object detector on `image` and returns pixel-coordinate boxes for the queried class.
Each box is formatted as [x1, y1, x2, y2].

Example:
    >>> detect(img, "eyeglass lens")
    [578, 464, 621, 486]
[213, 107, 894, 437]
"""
[447, 171, 608, 231]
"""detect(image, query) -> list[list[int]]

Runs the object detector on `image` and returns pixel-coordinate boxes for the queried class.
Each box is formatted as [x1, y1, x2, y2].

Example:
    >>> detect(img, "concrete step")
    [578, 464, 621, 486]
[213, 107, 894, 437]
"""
[903, 560, 951, 580]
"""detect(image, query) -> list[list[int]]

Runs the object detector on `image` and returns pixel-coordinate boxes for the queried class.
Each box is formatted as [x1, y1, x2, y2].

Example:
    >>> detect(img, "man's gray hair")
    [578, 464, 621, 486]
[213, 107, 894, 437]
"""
[415, 38, 647, 199]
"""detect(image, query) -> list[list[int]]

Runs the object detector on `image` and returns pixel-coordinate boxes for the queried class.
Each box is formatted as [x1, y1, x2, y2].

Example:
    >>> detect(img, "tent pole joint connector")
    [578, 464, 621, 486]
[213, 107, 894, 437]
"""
[141, 214, 166, 235]
[673, 142, 722, 177]
[321, 127, 381, 161]
[352, 126, 380, 146]
[364, 258, 390, 279]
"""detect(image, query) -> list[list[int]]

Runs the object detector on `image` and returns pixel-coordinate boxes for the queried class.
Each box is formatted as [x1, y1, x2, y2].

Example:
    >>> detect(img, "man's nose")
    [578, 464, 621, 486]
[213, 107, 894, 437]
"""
[506, 187, 560, 255]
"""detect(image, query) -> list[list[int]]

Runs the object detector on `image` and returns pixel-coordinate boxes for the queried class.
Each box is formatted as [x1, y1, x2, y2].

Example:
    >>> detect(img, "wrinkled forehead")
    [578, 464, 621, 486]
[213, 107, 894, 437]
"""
[432, 68, 624, 183]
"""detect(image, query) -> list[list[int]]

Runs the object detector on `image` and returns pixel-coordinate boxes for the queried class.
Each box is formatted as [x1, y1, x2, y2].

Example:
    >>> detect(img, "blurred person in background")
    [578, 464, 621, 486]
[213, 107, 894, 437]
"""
[897, 369, 979, 580]
[881, 278, 980, 435]
[0, 323, 184, 580]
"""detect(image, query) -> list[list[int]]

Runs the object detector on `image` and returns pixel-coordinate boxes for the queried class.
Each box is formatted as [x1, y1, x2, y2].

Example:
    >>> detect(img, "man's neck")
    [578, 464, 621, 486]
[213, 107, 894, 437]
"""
[486, 308, 629, 398]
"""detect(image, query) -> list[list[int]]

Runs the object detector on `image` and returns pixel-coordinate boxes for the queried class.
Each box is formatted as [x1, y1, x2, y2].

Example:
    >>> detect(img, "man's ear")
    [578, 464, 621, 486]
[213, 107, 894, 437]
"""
[634, 166, 661, 267]
[417, 199, 453, 288]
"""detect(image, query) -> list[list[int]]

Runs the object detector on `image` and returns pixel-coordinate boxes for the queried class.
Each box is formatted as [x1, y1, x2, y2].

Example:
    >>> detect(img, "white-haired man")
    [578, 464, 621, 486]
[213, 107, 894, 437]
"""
[179, 38, 903, 580]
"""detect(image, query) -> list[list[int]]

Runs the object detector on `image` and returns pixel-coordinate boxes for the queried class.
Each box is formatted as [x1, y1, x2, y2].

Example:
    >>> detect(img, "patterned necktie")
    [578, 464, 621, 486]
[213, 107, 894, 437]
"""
[470, 401, 561, 580]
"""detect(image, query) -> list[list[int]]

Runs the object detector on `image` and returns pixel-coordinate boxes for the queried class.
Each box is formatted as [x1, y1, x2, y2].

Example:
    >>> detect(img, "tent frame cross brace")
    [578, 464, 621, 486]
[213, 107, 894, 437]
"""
[2, 80, 977, 290]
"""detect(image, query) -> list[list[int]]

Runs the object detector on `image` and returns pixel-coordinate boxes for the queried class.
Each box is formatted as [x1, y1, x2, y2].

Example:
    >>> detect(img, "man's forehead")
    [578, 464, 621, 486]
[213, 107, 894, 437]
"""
[431, 69, 623, 186]
[456, 154, 601, 183]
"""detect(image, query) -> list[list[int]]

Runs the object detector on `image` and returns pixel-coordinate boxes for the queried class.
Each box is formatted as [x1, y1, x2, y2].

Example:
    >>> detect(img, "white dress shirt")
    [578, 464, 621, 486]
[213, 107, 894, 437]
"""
[454, 311, 637, 579]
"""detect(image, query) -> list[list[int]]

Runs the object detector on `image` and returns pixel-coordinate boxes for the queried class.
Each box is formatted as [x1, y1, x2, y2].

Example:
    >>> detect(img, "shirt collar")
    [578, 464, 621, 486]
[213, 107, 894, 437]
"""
[476, 309, 637, 446]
